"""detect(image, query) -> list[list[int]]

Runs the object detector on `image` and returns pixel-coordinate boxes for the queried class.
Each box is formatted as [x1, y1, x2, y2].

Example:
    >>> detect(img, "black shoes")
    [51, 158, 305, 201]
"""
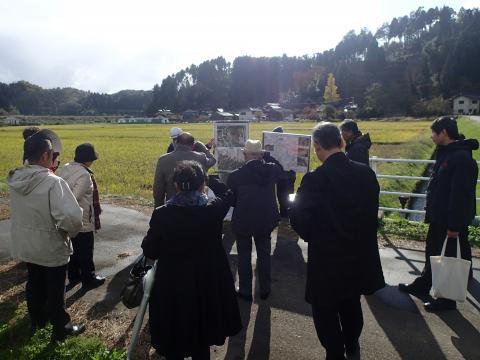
[82, 275, 105, 291]
[52, 323, 86, 341]
[424, 298, 456, 312]
[235, 290, 253, 302]
[398, 282, 428, 298]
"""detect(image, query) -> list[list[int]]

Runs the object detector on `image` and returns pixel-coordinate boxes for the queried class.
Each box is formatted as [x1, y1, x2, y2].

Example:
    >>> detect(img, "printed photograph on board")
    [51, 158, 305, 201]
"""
[262, 131, 311, 173]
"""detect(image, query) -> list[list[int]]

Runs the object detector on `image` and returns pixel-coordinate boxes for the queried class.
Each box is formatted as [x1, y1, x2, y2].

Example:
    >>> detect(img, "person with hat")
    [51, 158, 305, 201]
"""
[60, 143, 105, 291]
[167, 127, 183, 153]
[226, 139, 282, 301]
[8, 133, 85, 341]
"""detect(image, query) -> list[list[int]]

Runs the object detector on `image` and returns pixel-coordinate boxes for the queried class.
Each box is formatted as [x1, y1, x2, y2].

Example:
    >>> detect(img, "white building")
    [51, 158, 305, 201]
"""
[453, 95, 480, 115]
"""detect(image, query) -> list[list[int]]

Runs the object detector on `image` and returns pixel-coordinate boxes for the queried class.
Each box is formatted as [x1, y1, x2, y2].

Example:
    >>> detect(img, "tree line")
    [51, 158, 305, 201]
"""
[1, 6, 479, 118]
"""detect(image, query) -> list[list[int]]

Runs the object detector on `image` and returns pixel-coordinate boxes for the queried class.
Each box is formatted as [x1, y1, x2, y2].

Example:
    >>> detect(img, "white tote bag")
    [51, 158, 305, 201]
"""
[430, 236, 471, 302]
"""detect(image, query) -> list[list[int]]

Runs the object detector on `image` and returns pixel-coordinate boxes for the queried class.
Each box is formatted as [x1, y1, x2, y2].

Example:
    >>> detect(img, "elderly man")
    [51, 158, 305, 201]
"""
[339, 120, 371, 166]
[8, 133, 85, 341]
[166, 127, 183, 153]
[399, 116, 478, 311]
[227, 139, 282, 301]
[153, 132, 216, 207]
[290, 122, 384, 360]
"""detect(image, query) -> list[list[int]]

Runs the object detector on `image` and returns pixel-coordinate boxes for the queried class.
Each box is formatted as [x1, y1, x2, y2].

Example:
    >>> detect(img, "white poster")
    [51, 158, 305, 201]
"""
[262, 131, 311, 173]
[214, 121, 250, 172]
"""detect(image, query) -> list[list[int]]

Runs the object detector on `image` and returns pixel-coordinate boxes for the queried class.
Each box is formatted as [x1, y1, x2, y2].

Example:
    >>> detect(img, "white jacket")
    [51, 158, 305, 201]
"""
[8, 165, 83, 267]
[60, 162, 95, 233]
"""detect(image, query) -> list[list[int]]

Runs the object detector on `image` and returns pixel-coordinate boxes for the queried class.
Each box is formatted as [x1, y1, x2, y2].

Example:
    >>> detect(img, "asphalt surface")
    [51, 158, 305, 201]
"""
[1, 205, 479, 359]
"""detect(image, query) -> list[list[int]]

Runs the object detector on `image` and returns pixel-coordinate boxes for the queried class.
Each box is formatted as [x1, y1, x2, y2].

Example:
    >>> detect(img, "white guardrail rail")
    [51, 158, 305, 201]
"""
[369, 156, 480, 220]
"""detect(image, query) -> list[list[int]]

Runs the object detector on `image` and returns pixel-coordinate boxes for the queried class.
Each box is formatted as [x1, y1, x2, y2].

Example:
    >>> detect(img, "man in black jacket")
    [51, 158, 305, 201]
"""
[339, 120, 371, 166]
[399, 116, 478, 312]
[227, 139, 282, 301]
[290, 122, 384, 360]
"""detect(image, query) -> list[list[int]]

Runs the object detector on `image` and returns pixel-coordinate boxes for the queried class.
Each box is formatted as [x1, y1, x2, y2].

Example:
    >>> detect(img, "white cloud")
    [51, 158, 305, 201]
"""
[0, 0, 469, 93]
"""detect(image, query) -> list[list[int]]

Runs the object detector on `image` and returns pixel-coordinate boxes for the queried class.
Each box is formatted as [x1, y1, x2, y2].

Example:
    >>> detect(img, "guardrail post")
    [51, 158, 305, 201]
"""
[370, 156, 378, 174]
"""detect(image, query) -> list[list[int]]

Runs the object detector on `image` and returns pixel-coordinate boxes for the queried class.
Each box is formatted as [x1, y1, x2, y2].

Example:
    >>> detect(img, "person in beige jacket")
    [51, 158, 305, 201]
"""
[61, 143, 105, 291]
[153, 132, 216, 207]
[8, 133, 85, 341]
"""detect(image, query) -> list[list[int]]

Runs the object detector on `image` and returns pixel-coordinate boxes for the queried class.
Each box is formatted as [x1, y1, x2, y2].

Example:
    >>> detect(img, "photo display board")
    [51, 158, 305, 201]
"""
[262, 131, 312, 173]
[214, 121, 250, 173]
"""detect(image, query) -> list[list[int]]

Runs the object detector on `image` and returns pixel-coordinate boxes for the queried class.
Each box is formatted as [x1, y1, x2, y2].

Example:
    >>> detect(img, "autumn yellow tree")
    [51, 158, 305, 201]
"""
[323, 73, 340, 103]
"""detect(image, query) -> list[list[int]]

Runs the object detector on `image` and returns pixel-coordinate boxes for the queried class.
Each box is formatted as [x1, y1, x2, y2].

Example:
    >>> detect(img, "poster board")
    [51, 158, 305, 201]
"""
[214, 121, 250, 173]
[262, 131, 312, 173]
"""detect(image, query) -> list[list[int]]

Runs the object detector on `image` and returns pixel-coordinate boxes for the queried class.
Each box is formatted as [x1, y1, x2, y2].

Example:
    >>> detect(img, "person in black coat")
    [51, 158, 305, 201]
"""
[227, 139, 282, 301]
[399, 116, 478, 312]
[339, 119, 371, 166]
[142, 161, 242, 360]
[289, 122, 384, 360]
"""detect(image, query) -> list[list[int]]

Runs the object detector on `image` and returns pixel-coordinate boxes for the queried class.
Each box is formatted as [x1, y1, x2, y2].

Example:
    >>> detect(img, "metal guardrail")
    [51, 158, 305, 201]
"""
[369, 156, 480, 220]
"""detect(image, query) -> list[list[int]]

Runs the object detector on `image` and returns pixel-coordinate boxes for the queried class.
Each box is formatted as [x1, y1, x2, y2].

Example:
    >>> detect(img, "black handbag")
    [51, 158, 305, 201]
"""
[121, 255, 152, 309]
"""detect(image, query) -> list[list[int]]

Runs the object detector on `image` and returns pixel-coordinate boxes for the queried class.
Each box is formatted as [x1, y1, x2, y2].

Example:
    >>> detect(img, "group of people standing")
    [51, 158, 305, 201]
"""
[8, 127, 104, 340]
[144, 117, 477, 360]
[6, 116, 477, 360]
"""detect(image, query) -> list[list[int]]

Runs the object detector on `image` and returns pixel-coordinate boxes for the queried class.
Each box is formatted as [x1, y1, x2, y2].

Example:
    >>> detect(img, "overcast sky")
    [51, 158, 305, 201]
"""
[0, 0, 477, 93]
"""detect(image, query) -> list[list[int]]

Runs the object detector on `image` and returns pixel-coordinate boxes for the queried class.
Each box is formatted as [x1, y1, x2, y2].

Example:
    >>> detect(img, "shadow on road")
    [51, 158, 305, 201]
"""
[224, 300, 252, 360]
[365, 294, 447, 359]
[247, 301, 271, 360]
[85, 260, 136, 320]
[0, 262, 27, 294]
[436, 310, 480, 360]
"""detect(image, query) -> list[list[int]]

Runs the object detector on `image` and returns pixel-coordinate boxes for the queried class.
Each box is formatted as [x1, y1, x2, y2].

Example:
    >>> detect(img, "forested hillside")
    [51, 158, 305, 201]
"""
[1, 6, 479, 117]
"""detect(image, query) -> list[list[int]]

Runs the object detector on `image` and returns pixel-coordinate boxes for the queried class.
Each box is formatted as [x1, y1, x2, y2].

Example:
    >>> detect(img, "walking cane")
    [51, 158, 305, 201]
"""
[126, 260, 157, 360]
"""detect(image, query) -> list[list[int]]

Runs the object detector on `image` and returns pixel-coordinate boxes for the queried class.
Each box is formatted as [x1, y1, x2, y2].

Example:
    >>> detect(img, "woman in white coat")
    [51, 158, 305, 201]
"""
[61, 143, 105, 290]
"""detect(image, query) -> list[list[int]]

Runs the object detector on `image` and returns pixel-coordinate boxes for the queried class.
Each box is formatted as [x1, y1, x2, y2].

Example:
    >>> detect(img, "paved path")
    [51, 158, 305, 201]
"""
[1, 205, 479, 359]
[469, 115, 480, 123]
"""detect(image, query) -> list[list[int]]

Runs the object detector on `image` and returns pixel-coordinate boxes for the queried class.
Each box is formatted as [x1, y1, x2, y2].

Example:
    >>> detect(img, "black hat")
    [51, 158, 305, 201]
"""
[74, 143, 98, 163]
[272, 126, 284, 133]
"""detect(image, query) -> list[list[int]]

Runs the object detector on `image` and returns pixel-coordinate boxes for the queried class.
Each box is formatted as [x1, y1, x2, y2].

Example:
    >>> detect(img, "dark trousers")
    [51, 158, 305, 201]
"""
[277, 177, 295, 217]
[413, 223, 472, 304]
[235, 232, 271, 296]
[26, 262, 71, 333]
[312, 296, 363, 359]
[165, 346, 210, 360]
[68, 231, 96, 284]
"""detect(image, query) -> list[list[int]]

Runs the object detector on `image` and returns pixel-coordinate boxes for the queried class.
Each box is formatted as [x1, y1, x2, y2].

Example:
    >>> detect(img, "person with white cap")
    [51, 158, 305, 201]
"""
[8, 132, 85, 341]
[226, 139, 282, 301]
[166, 127, 183, 153]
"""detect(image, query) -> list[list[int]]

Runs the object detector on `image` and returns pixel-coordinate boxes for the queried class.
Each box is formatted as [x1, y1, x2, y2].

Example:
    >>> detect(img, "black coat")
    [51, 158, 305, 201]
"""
[141, 179, 241, 356]
[227, 159, 282, 236]
[345, 133, 371, 166]
[289, 152, 385, 306]
[425, 139, 479, 231]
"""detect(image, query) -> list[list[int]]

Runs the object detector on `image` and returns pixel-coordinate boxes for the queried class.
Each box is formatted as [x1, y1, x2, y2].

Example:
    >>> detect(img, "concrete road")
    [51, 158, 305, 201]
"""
[1, 205, 479, 359]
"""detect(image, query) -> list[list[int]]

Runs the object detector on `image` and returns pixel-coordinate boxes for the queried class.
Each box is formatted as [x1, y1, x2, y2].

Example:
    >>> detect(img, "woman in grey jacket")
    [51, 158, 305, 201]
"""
[61, 143, 105, 290]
